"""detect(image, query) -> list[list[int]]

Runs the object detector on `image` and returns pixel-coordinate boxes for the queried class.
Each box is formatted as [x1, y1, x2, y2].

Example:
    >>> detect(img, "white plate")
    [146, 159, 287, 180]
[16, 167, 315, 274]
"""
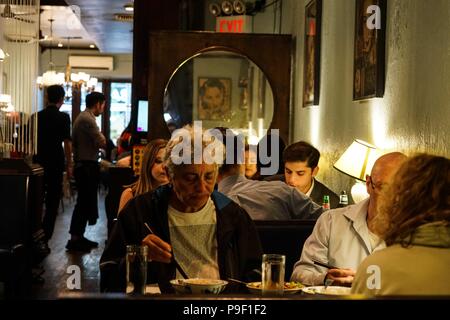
[301, 286, 351, 295]
[246, 281, 304, 294]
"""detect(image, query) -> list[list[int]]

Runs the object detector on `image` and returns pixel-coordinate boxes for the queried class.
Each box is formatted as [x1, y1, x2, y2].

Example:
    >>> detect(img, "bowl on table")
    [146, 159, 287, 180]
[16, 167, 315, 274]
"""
[170, 278, 228, 294]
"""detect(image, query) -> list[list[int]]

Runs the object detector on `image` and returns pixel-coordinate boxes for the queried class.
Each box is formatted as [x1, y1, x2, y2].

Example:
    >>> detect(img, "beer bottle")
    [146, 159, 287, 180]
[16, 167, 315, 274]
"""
[322, 195, 330, 210]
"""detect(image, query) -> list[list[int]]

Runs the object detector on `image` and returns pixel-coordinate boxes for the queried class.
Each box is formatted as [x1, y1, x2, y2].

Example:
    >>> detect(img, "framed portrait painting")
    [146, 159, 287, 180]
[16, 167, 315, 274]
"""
[303, 0, 322, 107]
[197, 77, 231, 120]
[353, 0, 386, 100]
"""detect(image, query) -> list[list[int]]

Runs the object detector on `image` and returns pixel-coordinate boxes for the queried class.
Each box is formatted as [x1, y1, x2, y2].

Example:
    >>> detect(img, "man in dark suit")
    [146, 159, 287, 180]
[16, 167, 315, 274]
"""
[265, 141, 340, 209]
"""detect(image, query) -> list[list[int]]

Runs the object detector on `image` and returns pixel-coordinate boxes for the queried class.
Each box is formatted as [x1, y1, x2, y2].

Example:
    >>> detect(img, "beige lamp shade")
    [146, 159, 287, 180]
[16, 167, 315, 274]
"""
[333, 139, 378, 182]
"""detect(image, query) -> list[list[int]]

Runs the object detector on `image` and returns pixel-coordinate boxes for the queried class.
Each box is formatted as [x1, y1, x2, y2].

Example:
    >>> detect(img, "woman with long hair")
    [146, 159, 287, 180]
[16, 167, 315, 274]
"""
[351, 154, 450, 296]
[117, 139, 169, 214]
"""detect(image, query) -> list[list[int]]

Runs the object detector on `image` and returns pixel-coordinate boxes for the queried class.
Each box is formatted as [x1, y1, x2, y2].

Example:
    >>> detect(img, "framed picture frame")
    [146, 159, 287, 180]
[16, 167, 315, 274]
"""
[303, 0, 322, 107]
[353, 0, 386, 100]
[197, 77, 231, 120]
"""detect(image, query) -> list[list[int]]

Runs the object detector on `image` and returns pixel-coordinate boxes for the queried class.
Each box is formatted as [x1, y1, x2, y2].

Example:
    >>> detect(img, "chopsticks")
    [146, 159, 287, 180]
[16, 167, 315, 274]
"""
[227, 278, 248, 286]
[312, 259, 339, 270]
[144, 223, 189, 279]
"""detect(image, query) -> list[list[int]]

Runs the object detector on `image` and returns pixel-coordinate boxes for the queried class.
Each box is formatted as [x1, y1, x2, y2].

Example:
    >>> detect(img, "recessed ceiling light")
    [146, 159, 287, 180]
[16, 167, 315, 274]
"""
[124, 3, 134, 12]
[57, 42, 63, 47]
[89, 44, 95, 48]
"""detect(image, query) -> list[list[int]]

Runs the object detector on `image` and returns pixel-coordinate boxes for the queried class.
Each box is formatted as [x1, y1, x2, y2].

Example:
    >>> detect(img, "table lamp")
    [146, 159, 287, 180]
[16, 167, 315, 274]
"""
[333, 139, 379, 203]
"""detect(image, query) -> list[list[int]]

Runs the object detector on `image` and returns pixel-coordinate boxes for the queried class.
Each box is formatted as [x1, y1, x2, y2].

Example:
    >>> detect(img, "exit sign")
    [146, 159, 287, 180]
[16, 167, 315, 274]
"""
[216, 15, 253, 33]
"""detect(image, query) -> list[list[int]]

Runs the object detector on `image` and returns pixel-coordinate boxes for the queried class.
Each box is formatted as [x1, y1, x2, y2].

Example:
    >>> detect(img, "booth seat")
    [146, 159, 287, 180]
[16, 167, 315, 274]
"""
[253, 220, 316, 280]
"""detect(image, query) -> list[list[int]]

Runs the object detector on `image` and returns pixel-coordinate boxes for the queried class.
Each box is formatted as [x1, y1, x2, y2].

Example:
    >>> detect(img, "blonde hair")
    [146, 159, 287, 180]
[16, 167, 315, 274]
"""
[373, 154, 450, 246]
[127, 139, 168, 196]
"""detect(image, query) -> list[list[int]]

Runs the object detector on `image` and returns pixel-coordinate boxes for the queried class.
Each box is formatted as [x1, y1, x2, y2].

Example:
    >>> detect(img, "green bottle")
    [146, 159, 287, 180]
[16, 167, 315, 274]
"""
[322, 195, 330, 210]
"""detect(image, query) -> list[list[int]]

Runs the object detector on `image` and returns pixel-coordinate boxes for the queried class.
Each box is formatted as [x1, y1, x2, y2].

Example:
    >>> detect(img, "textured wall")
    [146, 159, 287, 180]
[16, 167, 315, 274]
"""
[282, 0, 450, 197]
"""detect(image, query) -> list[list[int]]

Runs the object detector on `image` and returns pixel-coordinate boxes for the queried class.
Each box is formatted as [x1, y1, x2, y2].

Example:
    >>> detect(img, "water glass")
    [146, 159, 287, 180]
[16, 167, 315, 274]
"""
[261, 254, 285, 295]
[126, 245, 148, 294]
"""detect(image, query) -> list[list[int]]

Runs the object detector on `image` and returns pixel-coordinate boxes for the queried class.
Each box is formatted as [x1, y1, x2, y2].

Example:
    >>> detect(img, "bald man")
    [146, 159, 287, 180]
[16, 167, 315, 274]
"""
[290, 152, 407, 286]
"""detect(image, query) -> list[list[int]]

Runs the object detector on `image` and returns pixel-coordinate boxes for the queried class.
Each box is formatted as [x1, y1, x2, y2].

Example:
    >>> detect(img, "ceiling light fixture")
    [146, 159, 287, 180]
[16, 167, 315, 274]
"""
[221, 0, 234, 15]
[233, 0, 246, 14]
[57, 42, 63, 47]
[36, 19, 65, 87]
[64, 37, 97, 94]
[124, 2, 134, 12]
[209, 0, 266, 17]
[89, 44, 95, 48]
[209, 3, 222, 17]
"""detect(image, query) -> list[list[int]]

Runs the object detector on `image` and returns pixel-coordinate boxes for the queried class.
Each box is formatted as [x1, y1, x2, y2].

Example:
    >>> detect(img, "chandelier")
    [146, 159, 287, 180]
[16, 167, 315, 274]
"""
[36, 19, 97, 91]
[64, 37, 98, 92]
[36, 19, 65, 87]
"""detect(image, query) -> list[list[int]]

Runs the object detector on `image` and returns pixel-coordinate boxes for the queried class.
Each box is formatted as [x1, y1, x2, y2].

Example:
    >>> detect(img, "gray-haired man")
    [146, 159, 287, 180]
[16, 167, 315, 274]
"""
[100, 125, 262, 293]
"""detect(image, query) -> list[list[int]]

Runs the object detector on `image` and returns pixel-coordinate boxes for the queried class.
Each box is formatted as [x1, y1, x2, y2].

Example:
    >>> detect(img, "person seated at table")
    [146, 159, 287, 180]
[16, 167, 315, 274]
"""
[290, 152, 407, 286]
[265, 141, 340, 209]
[117, 139, 169, 214]
[244, 144, 258, 179]
[216, 129, 323, 220]
[100, 125, 262, 293]
[251, 131, 286, 180]
[351, 154, 450, 296]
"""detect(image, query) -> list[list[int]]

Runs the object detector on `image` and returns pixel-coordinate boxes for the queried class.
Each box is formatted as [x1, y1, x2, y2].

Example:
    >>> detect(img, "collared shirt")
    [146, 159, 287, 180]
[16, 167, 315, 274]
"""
[72, 109, 105, 162]
[218, 174, 323, 220]
[305, 179, 315, 197]
[290, 198, 386, 285]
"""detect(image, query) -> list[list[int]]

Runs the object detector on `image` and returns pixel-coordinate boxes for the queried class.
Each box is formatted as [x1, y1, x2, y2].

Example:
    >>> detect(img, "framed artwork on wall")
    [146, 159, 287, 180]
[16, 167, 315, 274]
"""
[303, 0, 322, 107]
[353, 0, 386, 100]
[197, 77, 231, 120]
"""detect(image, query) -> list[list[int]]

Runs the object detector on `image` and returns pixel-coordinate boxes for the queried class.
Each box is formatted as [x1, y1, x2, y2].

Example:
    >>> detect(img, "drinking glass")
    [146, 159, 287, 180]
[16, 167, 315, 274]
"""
[261, 254, 285, 295]
[126, 245, 148, 294]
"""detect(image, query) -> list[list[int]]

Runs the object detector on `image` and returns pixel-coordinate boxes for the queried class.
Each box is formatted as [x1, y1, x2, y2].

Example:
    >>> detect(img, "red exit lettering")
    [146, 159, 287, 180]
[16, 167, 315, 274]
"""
[219, 18, 245, 33]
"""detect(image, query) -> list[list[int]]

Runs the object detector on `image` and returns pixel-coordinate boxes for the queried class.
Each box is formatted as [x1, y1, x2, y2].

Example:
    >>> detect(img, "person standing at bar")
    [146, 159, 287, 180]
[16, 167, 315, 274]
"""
[33, 85, 72, 245]
[66, 92, 106, 251]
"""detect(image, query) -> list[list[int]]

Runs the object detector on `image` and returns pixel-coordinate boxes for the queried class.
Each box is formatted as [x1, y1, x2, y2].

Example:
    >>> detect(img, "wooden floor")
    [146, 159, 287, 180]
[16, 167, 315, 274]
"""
[31, 190, 108, 299]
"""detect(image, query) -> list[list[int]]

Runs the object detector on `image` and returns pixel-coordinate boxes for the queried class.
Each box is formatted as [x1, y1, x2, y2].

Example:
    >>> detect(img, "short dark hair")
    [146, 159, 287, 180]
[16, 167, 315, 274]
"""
[283, 141, 320, 168]
[198, 78, 226, 108]
[199, 78, 225, 97]
[85, 91, 106, 109]
[47, 85, 65, 104]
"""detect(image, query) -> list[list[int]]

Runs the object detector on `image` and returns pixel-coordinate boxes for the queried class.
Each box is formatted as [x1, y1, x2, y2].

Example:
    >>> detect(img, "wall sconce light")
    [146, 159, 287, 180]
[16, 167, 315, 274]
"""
[333, 139, 380, 203]
[0, 48, 5, 62]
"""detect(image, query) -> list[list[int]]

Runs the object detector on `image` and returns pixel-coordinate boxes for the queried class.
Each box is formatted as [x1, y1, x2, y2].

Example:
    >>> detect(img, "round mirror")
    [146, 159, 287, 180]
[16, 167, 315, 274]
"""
[164, 50, 274, 144]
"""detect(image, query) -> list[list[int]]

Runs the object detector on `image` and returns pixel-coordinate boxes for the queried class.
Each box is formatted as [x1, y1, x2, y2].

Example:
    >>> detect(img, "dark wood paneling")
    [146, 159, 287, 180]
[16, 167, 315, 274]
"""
[147, 31, 292, 142]
[131, 0, 181, 120]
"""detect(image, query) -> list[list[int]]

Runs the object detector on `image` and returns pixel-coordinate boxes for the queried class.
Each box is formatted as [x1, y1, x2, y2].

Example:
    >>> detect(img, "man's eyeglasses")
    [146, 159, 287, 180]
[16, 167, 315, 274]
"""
[368, 176, 387, 192]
